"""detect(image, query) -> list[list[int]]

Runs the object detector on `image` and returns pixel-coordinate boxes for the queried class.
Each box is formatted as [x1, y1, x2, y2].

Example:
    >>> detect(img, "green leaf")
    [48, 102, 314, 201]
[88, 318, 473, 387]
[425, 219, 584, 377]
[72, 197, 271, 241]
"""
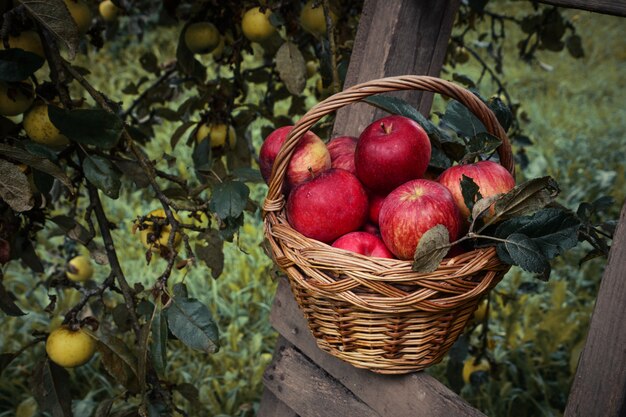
[0, 280, 25, 316]
[150, 307, 168, 375]
[467, 132, 502, 155]
[195, 229, 225, 279]
[1, 352, 20, 375]
[0, 49, 44, 81]
[17, 0, 80, 59]
[441, 100, 487, 138]
[501, 233, 550, 274]
[32, 359, 73, 417]
[460, 175, 481, 218]
[566, 34, 584, 59]
[0, 159, 34, 212]
[48, 107, 123, 149]
[166, 296, 219, 354]
[495, 208, 581, 259]
[209, 181, 250, 220]
[364, 95, 439, 137]
[275, 42, 306, 95]
[83, 155, 122, 199]
[90, 331, 140, 394]
[487, 96, 513, 132]
[412, 224, 451, 273]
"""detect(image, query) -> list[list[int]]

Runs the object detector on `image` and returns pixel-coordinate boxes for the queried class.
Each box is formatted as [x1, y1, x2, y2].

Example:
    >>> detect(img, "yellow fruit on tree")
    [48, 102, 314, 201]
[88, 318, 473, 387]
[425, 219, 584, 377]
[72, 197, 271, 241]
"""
[99, 0, 119, 22]
[15, 397, 38, 417]
[184, 22, 221, 54]
[462, 357, 490, 384]
[64, 0, 93, 34]
[241, 7, 276, 43]
[46, 326, 96, 368]
[138, 208, 182, 252]
[300, 0, 338, 37]
[1, 31, 44, 57]
[0, 81, 35, 117]
[196, 122, 236, 149]
[305, 60, 318, 78]
[66, 255, 94, 282]
[23, 103, 70, 148]
[473, 299, 488, 322]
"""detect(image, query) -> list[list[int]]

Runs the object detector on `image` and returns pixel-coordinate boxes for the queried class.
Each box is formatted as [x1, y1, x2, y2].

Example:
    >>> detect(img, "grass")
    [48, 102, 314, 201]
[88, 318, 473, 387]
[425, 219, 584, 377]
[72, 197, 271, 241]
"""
[1, 3, 625, 417]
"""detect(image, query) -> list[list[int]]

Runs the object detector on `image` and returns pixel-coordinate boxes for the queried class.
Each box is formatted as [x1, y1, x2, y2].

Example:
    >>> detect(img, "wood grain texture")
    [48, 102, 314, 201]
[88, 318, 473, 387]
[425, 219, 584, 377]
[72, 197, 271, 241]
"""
[564, 200, 626, 417]
[333, 0, 460, 137]
[270, 278, 486, 417]
[263, 341, 381, 417]
[537, 0, 626, 17]
[258, 387, 299, 417]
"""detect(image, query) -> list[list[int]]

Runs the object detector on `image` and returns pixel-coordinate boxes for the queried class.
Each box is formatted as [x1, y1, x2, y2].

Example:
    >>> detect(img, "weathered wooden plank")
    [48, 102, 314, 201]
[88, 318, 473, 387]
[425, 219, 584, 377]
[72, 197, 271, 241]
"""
[564, 200, 626, 417]
[258, 386, 299, 417]
[333, 0, 461, 137]
[537, 0, 626, 17]
[263, 341, 382, 417]
[270, 278, 486, 417]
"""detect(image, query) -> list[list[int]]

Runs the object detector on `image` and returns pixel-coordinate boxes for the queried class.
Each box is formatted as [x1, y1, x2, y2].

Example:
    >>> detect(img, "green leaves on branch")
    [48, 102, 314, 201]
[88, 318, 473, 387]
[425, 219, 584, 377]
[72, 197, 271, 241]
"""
[166, 284, 220, 354]
[494, 208, 581, 279]
[209, 180, 250, 220]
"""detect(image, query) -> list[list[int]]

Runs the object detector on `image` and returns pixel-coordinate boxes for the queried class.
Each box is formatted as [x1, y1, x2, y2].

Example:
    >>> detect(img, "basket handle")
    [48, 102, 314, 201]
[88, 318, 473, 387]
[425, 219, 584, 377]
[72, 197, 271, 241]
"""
[263, 75, 513, 214]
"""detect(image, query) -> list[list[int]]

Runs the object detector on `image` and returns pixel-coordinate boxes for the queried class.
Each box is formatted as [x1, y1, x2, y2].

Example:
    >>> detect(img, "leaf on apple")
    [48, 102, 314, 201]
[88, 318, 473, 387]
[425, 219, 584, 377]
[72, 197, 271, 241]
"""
[485, 176, 560, 226]
[412, 224, 451, 273]
[460, 175, 482, 219]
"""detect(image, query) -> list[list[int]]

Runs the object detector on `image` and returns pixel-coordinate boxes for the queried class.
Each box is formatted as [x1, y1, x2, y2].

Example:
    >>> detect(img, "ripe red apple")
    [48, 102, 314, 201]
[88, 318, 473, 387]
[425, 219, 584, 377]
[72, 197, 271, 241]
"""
[327, 135, 358, 175]
[367, 192, 386, 225]
[286, 169, 368, 243]
[437, 160, 516, 221]
[332, 232, 394, 258]
[355, 115, 431, 194]
[259, 125, 331, 191]
[379, 179, 462, 260]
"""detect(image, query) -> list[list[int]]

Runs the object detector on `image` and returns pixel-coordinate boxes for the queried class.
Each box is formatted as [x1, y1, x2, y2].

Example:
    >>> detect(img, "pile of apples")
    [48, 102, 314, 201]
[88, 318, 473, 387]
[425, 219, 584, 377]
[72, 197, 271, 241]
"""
[260, 115, 515, 260]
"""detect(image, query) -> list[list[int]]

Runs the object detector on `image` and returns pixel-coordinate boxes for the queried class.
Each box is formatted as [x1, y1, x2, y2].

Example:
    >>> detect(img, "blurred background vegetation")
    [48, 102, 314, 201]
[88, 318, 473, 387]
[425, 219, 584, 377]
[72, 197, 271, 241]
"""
[1, 1, 624, 416]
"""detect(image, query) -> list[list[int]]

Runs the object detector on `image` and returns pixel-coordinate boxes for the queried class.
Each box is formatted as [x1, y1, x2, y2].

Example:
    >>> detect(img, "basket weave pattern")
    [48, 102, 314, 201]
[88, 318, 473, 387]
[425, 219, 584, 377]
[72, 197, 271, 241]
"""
[263, 75, 512, 374]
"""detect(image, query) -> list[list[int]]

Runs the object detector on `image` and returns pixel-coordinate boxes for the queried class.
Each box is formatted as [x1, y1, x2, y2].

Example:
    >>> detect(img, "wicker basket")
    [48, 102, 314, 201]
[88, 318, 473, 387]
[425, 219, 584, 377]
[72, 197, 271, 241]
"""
[263, 75, 513, 374]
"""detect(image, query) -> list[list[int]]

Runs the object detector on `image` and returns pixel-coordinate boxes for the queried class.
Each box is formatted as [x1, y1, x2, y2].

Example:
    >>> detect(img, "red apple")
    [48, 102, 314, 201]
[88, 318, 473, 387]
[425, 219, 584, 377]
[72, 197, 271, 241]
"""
[259, 125, 331, 191]
[327, 135, 358, 175]
[355, 115, 431, 194]
[286, 169, 368, 243]
[379, 179, 462, 260]
[367, 192, 386, 225]
[332, 232, 394, 258]
[437, 160, 515, 221]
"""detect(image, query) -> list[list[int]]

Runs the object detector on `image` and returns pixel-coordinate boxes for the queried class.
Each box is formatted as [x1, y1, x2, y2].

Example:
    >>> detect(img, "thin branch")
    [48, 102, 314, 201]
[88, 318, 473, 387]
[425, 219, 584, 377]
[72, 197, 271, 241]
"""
[122, 65, 177, 119]
[323, 0, 340, 94]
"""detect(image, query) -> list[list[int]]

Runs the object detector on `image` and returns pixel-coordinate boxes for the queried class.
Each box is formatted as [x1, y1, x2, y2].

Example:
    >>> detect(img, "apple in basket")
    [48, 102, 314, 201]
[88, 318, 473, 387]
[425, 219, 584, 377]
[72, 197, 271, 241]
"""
[259, 125, 331, 191]
[367, 192, 386, 225]
[332, 231, 394, 258]
[355, 115, 431, 194]
[437, 160, 516, 222]
[379, 179, 462, 260]
[327, 135, 358, 175]
[286, 168, 368, 243]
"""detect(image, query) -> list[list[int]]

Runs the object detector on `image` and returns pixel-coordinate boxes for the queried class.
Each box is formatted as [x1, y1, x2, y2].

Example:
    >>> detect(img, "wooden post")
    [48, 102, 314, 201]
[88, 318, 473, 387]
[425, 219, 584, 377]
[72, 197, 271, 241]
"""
[564, 200, 626, 417]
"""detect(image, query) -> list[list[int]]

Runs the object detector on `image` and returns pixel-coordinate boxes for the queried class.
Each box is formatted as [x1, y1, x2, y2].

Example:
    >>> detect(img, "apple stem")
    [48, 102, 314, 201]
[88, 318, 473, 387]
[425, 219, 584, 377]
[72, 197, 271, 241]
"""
[381, 122, 393, 135]
[307, 166, 314, 179]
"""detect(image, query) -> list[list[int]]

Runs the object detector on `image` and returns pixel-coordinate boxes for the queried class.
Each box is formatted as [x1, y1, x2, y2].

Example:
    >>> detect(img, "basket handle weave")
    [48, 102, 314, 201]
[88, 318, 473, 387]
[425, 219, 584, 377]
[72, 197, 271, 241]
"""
[264, 75, 513, 214]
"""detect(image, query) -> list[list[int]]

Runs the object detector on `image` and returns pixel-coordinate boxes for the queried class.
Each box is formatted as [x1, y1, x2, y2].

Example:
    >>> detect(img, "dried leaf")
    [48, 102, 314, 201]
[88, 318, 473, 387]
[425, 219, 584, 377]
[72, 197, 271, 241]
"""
[32, 359, 73, 417]
[0, 143, 73, 191]
[18, 0, 80, 59]
[275, 42, 306, 95]
[0, 159, 33, 212]
[90, 331, 140, 394]
[412, 224, 451, 273]
[488, 176, 559, 225]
